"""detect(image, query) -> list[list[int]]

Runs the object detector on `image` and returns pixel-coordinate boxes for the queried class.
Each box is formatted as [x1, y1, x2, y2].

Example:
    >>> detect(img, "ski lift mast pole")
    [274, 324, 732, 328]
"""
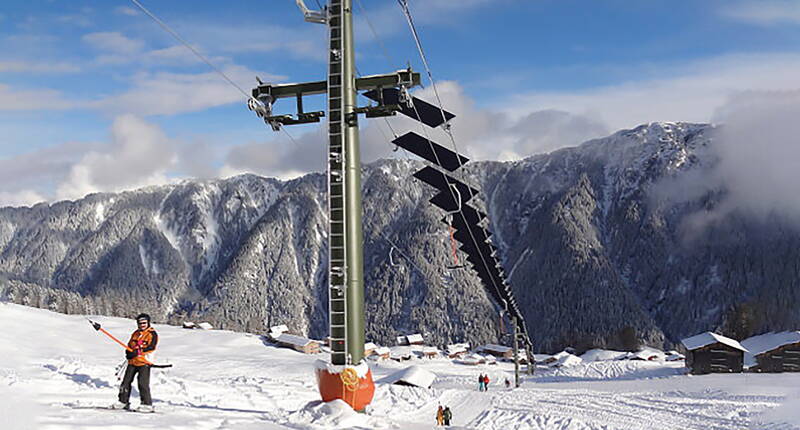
[512, 315, 520, 388]
[339, 0, 366, 366]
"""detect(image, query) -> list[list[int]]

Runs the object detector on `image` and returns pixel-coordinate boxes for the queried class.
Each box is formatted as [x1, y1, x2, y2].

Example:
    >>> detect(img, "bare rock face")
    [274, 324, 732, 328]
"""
[3, 122, 800, 352]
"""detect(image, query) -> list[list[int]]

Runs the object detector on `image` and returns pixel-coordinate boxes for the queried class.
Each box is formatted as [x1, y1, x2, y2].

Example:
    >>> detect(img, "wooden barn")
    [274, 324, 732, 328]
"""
[681, 332, 747, 375]
[481, 344, 514, 359]
[363, 342, 378, 357]
[274, 333, 320, 354]
[372, 346, 390, 360]
[742, 331, 800, 373]
[446, 343, 470, 359]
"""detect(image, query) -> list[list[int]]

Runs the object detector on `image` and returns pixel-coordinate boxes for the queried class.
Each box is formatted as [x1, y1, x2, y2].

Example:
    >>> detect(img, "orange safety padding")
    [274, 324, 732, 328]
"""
[316, 367, 375, 412]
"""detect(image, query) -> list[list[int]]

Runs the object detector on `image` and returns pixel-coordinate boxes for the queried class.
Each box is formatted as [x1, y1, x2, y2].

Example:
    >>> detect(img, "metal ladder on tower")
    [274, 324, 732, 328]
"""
[327, 0, 348, 366]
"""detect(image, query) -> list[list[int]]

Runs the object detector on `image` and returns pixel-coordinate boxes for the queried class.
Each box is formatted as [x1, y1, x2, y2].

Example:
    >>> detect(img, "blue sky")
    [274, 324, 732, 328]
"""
[1, 0, 800, 205]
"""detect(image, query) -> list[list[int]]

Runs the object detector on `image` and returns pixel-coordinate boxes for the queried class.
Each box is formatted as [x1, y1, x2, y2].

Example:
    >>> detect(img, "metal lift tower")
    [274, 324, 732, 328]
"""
[249, 0, 534, 410]
[248, 0, 421, 410]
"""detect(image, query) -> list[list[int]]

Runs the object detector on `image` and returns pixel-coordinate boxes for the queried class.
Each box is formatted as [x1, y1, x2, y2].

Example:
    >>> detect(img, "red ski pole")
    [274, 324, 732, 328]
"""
[87, 318, 133, 352]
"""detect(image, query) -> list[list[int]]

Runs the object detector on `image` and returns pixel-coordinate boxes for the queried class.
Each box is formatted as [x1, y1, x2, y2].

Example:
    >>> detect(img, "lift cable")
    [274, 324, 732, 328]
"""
[128, 0, 301, 145]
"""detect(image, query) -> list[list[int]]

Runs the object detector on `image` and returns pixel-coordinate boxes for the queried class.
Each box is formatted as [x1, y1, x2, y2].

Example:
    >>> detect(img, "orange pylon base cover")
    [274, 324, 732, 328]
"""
[316, 366, 375, 412]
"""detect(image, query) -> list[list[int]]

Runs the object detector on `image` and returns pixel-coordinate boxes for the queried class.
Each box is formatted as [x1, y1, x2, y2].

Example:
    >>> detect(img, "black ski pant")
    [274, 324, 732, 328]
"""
[118, 364, 152, 405]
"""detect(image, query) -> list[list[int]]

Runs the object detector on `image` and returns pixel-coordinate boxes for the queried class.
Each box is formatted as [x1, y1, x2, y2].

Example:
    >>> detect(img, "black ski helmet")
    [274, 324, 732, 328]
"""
[136, 313, 151, 323]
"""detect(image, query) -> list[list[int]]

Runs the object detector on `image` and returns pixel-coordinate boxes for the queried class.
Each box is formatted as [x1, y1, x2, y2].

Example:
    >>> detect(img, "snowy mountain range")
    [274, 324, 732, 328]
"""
[2, 121, 798, 353]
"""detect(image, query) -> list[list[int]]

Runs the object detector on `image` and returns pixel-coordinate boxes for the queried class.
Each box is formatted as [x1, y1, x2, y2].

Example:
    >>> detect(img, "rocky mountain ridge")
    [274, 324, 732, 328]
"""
[2, 122, 798, 353]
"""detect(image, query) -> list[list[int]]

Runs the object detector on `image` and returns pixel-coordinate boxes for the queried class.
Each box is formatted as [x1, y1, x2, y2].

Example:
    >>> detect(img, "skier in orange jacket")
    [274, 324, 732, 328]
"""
[110, 313, 158, 412]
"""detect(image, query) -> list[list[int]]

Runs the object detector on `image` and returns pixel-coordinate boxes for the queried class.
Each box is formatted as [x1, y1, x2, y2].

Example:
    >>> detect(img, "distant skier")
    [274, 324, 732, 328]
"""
[436, 404, 444, 426]
[443, 406, 452, 426]
[483, 374, 490, 391]
[505, 378, 511, 389]
[478, 373, 485, 392]
[110, 313, 158, 412]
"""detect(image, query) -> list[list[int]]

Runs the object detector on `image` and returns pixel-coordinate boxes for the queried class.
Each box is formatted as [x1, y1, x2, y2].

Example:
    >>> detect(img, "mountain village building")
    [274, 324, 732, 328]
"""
[742, 331, 800, 373]
[681, 332, 747, 374]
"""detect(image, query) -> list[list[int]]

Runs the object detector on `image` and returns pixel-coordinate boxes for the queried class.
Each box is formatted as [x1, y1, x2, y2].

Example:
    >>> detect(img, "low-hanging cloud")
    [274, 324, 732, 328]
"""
[0, 115, 223, 207]
[651, 89, 800, 234]
[710, 90, 800, 221]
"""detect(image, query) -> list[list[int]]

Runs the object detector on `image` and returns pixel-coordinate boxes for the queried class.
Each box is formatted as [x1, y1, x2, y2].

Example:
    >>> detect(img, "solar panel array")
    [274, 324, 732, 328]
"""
[383, 91, 532, 348]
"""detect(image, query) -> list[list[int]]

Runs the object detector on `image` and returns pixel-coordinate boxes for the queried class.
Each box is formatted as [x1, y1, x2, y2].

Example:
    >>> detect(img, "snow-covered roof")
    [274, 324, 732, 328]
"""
[482, 344, 512, 353]
[197, 322, 213, 330]
[742, 331, 800, 356]
[390, 346, 414, 359]
[380, 365, 436, 388]
[627, 348, 664, 361]
[269, 324, 289, 334]
[364, 342, 377, 351]
[396, 336, 408, 345]
[456, 353, 485, 365]
[580, 349, 626, 362]
[681, 332, 747, 352]
[549, 351, 582, 368]
[276, 333, 316, 347]
[446, 343, 469, 354]
[422, 346, 439, 354]
[406, 334, 424, 343]
[374, 346, 390, 355]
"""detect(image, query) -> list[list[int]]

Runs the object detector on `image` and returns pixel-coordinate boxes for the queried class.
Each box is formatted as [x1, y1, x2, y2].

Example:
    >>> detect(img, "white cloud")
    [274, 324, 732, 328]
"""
[180, 24, 327, 62]
[56, 115, 176, 201]
[91, 66, 280, 116]
[710, 90, 800, 220]
[0, 84, 75, 111]
[0, 190, 46, 208]
[0, 60, 80, 74]
[507, 53, 800, 132]
[0, 116, 224, 204]
[82, 32, 144, 54]
[720, 1, 800, 26]
[115, 6, 140, 17]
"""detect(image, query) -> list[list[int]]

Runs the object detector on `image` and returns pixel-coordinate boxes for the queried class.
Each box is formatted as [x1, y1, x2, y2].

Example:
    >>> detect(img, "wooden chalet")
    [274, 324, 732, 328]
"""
[274, 333, 321, 354]
[481, 344, 514, 359]
[742, 331, 800, 373]
[421, 346, 440, 358]
[446, 343, 470, 359]
[372, 346, 390, 360]
[681, 332, 747, 375]
[406, 333, 424, 345]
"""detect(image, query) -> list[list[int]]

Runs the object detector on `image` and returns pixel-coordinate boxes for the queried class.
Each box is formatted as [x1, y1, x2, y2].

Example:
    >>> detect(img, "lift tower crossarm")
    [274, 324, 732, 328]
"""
[251, 70, 421, 101]
[250, 69, 421, 132]
[295, 0, 327, 24]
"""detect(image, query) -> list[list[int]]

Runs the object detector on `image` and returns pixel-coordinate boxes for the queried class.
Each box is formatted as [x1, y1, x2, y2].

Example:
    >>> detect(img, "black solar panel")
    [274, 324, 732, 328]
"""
[413, 167, 478, 196]
[393, 132, 469, 171]
[429, 187, 478, 212]
[363, 88, 455, 128]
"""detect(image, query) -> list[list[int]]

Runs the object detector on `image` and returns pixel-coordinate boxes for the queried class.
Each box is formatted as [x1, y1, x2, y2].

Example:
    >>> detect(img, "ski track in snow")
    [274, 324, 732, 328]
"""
[1, 303, 799, 430]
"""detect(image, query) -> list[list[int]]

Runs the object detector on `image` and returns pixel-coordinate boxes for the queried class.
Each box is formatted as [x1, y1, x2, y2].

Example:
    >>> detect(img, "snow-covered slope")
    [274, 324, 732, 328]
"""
[2, 303, 799, 430]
